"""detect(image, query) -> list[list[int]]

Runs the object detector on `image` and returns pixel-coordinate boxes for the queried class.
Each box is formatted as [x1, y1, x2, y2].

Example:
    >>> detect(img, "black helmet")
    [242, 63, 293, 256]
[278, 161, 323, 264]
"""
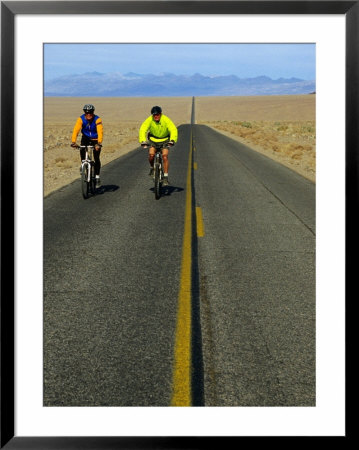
[83, 104, 95, 113]
[151, 106, 162, 115]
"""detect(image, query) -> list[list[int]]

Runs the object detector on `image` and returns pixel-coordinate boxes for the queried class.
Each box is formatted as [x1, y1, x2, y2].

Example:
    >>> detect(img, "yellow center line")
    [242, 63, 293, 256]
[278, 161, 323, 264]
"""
[171, 133, 193, 406]
[193, 162, 198, 170]
[196, 207, 205, 237]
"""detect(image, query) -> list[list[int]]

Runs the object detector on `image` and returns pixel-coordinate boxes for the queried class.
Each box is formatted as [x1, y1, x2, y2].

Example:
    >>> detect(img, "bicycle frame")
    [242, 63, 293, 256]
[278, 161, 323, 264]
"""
[151, 141, 169, 174]
[143, 140, 170, 199]
[75, 144, 96, 199]
[154, 149, 163, 180]
[152, 142, 168, 199]
[80, 145, 94, 182]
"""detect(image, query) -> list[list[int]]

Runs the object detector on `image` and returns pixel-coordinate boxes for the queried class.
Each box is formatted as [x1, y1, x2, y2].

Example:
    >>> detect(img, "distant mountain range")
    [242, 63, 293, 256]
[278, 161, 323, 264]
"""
[44, 72, 316, 97]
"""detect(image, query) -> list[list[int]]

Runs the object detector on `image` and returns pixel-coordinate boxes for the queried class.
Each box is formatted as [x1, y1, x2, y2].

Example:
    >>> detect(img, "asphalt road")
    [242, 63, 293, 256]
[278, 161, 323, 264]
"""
[44, 123, 315, 407]
[193, 125, 315, 406]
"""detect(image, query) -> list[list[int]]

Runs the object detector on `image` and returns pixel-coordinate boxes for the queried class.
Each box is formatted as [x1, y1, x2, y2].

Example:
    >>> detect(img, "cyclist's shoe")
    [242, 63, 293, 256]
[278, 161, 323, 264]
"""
[149, 168, 154, 178]
[96, 177, 101, 187]
[162, 176, 169, 186]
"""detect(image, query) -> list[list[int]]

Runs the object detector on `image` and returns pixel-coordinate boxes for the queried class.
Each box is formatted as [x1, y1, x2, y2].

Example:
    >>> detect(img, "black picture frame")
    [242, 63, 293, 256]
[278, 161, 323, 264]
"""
[1, 1, 352, 448]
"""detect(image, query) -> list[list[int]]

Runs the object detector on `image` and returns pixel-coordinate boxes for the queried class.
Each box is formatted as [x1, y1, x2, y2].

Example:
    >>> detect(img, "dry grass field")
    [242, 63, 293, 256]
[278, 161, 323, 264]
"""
[44, 95, 315, 196]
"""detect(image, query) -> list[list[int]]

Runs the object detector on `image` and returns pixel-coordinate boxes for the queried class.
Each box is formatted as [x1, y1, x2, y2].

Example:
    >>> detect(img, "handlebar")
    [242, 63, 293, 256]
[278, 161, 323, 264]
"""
[71, 144, 99, 150]
[141, 140, 175, 149]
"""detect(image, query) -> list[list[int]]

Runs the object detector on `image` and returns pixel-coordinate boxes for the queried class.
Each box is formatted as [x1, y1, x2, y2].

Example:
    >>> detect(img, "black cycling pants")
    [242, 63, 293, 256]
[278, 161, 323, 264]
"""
[80, 136, 101, 175]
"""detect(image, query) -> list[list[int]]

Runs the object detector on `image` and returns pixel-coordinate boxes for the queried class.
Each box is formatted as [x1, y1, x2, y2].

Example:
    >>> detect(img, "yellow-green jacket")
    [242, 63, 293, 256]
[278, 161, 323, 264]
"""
[139, 115, 178, 143]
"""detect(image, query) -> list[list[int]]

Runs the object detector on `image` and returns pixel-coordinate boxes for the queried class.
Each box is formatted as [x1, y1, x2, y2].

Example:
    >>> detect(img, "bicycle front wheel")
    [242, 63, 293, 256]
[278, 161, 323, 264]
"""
[90, 164, 96, 195]
[81, 164, 90, 199]
[154, 163, 161, 200]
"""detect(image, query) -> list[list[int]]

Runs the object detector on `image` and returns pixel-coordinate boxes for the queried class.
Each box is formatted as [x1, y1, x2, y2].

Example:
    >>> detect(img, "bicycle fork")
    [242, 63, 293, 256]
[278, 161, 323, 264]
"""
[155, 153, 163, 182]
[81, 161, 91, 182]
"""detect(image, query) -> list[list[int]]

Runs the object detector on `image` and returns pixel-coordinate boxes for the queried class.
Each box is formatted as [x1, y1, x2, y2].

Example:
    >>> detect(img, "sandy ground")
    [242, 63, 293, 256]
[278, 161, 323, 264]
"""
[44, 95, 315, 196]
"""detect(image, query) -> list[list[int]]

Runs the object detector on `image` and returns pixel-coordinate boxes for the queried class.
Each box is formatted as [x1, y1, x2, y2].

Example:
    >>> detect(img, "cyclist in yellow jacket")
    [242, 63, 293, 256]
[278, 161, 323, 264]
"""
[71, 104, 103, 187]
[139, 106, 178, 186]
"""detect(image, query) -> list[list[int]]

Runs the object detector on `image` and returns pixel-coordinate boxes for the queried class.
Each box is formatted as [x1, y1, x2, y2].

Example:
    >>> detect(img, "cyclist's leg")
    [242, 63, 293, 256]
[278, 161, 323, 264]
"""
[149, 146, 156, 167]
[93, 141, 101, 176]
[80, 136, 88, 161]
[162, 148, 169, 175]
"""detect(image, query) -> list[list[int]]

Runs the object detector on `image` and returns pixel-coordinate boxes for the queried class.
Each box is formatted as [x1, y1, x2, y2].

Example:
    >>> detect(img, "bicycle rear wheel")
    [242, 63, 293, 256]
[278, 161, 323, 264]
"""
[81, 164, 90, 199]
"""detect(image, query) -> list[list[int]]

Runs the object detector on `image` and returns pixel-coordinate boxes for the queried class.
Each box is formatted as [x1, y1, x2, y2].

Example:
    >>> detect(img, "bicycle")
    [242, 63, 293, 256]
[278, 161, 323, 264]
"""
[142, 140, 172, 199]
[73, 144, 96, 199]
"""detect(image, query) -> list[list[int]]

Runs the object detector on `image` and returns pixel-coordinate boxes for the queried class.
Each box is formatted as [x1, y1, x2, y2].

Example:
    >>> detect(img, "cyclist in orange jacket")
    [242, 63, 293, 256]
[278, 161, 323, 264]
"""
[71, 104, 103, 187]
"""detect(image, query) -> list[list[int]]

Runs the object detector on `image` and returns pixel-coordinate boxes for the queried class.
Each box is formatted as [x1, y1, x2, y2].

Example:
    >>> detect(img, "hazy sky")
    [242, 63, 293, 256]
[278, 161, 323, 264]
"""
[44, 43, 315, 81]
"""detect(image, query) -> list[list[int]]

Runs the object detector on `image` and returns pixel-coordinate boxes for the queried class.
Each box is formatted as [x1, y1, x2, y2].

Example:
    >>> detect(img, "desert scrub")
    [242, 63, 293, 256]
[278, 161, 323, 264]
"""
[55, 160, 73, 169]
[204, 119, 315, 171]
[206, 120, 315, 143]
[276, 124, 289, 132]
[301, 124, 315, 133]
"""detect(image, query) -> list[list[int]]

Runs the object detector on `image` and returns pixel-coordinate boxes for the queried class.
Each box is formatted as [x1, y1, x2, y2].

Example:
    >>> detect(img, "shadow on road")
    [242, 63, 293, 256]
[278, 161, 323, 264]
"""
[149, 185, 184, 197]
[95, 184, 120, 195]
